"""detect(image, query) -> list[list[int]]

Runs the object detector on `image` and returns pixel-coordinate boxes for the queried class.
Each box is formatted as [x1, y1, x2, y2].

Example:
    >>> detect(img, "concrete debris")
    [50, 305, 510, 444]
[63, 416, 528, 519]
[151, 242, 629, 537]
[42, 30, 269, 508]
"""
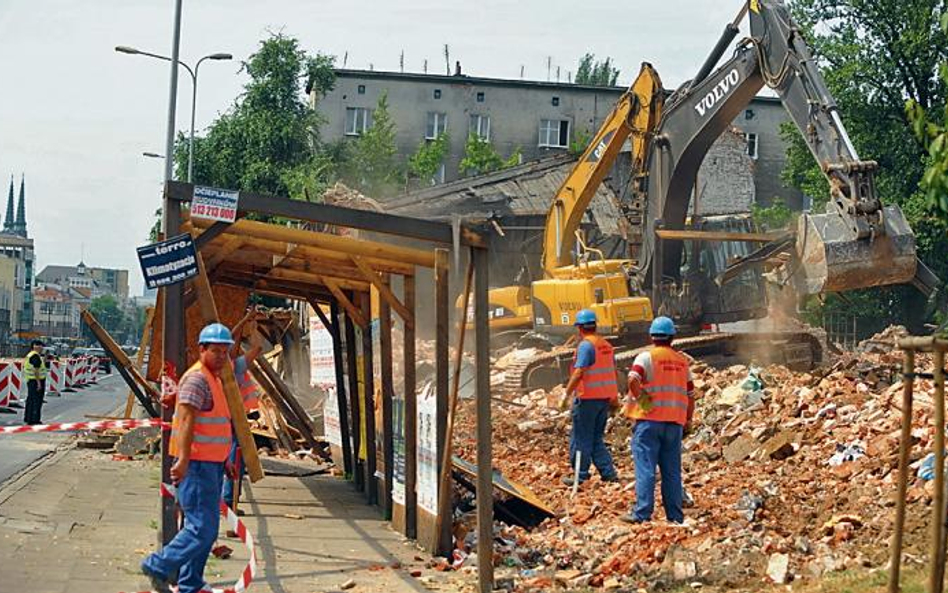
[447, 325, 941, 591]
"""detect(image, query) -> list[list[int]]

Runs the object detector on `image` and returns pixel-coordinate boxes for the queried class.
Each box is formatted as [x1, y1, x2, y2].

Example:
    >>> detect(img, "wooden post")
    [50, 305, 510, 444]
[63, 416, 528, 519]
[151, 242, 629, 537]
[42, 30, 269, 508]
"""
[888, 350, 914, 593]
[434, 257, 474, 553]
[403, 273, 417, 539]
[125, 306, 156, 418]
[344, 310, 364, 491]
[192, 255, 264, 482]
[932, 349, 947, 593]
[473, 246, 493, 593]
[434, 248, 451, 553]
[379, 276, 395, 518]
[254, 356, 321, 451]
[160, 188, 184, 546]
[325, 300, 354, 477]
[362, 292, 378, 505]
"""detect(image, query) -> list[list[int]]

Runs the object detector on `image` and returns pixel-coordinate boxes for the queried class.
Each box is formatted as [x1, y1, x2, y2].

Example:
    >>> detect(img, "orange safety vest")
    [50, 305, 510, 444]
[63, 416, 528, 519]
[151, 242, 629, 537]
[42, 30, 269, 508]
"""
[573, 334, 619, 400]
[238, 369, 260, 411]
[170, 361, 232, 462]
[627, 345, 690, 426]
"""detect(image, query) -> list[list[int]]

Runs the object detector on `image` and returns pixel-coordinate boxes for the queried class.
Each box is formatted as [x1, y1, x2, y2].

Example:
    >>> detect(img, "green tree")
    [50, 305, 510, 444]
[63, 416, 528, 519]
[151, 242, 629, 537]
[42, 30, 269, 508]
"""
[339, 91, 403, 197]
[459, 134, 521, 177]
[779, 0, 948, 333]
[176, 34, 336, 199]
[408, 132, 450, 185]
[84, 295, 124, 342]
[751, 197, 795, 230]
[575, 53, 620, 86]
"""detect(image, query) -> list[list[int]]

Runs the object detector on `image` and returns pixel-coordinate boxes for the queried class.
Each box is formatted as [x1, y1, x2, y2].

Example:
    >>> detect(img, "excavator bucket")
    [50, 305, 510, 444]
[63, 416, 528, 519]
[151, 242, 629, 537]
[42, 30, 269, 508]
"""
[793, 205, 917, 294]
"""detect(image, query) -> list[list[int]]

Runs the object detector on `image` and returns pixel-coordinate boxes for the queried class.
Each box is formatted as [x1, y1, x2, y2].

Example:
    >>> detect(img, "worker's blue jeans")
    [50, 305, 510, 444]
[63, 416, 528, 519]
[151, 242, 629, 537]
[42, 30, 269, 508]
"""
[569, 398, 617, 481]
[222, 441, 245, 506]
[631, 420, 684, 523]
[142, 460, 223, 593]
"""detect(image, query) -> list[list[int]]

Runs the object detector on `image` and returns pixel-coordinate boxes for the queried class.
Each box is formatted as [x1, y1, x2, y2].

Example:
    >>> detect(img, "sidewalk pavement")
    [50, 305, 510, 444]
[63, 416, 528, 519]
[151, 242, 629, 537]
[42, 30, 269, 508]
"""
[0, 442, 461, 593]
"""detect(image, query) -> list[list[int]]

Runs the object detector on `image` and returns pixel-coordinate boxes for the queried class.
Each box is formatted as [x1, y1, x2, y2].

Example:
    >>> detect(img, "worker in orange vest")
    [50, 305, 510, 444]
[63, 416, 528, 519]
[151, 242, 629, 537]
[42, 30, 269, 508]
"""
[562, 309, 619, 487]
[142, 323, 236, 593]
[621, 316, 694, 524]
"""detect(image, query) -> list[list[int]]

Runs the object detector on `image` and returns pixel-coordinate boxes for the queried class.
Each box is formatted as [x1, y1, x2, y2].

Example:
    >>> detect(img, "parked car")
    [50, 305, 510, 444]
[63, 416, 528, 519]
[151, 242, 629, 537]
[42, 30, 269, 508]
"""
[86, 347, 112, 373]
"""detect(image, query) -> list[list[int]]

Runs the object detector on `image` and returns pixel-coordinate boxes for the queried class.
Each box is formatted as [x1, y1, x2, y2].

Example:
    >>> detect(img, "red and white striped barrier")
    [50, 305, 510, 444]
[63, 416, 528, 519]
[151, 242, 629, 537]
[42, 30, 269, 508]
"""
[47, 360, 66, 394]
[87, 356, 99, 383]
[127, 483, 256, 593]
[65, 357, 79, 390]
[0, 417, 166, 435]
[0, 360, 23, 405]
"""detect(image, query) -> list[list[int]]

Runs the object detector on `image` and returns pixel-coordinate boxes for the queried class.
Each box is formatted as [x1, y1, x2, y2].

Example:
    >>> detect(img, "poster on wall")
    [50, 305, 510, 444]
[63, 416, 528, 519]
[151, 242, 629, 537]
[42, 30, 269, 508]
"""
[392, 398, 406, 505]
[322, 387, 342, 447]
[416, 381, 439, 514]
[309, 307, 336, 389]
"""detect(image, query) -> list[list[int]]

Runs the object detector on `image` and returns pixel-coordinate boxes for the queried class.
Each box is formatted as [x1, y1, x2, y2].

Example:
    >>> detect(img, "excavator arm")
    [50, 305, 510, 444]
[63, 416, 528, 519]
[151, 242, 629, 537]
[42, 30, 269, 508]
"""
[637, 0, 919, 296]
[541, 62, 664, 275]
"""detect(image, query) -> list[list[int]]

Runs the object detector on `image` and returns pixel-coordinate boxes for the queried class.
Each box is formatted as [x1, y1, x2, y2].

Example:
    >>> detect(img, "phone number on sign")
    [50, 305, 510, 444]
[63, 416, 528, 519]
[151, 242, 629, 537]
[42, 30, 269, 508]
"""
[192, 203, 235, 219]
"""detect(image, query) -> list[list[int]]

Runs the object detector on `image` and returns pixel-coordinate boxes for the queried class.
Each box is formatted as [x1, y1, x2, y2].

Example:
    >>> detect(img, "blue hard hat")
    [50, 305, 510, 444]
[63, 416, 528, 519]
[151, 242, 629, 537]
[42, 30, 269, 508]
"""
[649, 316, 676, 337]
[574, 309, 597, 326]
[198, 323, 234, 345]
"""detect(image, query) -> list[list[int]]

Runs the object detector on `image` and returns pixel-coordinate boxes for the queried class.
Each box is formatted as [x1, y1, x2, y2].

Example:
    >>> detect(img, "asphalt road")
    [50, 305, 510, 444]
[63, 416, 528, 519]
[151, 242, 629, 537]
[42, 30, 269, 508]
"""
[0, 373, 129, 485]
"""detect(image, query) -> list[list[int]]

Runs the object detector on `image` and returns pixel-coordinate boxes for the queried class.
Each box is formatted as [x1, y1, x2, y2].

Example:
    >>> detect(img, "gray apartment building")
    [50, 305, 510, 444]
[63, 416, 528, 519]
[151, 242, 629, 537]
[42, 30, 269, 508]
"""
[312, 69, 804, 208]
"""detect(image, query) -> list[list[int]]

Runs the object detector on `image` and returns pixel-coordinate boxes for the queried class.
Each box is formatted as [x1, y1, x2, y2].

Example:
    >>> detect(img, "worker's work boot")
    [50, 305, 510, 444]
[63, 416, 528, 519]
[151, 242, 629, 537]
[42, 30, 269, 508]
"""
[601, 474, 620, 483]
[561, 476, 586, 487]
[140, 564, 172, 593]
[620, 513, 646, 525]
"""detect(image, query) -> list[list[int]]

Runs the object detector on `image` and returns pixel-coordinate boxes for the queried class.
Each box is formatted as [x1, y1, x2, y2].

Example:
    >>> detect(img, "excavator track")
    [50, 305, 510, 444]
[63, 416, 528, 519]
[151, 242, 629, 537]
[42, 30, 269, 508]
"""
[502, 330, 825, 394]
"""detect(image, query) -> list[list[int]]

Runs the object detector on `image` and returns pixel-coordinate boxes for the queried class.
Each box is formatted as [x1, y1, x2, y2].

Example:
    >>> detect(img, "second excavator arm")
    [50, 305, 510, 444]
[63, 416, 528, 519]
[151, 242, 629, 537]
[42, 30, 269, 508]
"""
[541, 62, 664, 276]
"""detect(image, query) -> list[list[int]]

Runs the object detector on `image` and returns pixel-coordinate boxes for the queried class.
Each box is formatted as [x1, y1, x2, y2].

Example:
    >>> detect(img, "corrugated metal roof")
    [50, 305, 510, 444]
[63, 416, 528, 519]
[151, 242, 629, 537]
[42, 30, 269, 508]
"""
[386, 155, 625, 236]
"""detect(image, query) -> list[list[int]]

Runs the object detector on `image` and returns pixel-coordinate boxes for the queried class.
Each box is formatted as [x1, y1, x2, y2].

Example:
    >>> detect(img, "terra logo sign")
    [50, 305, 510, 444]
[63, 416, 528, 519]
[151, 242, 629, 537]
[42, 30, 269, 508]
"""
[694, 68, 741, 117]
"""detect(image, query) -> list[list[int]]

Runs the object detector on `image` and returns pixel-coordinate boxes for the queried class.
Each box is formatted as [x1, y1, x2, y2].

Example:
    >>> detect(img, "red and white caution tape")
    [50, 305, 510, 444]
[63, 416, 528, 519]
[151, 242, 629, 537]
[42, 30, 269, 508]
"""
[0, 418, 167, 435]
[153, 482, 257, 593]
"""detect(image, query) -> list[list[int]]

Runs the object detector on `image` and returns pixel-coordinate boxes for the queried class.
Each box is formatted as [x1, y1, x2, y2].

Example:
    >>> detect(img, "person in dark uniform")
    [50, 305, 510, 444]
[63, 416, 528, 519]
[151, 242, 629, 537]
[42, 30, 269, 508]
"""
[23, 340, 48, 425]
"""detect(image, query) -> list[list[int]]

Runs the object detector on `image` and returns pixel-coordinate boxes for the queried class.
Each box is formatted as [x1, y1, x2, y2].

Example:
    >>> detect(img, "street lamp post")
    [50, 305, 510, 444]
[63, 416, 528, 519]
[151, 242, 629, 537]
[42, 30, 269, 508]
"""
[115, 46, 232, 182]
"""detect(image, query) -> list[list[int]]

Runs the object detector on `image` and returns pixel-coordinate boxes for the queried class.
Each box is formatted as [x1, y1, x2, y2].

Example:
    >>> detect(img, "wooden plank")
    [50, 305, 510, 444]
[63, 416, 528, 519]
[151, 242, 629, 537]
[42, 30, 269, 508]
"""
[655, 228, 790, 243]
[324, 278, 367, 328]
[124, 306, 156, 418]
[434, 256, 474, 551]
[403, 273, 417, 539]
[190, 216, 438, 268]
[147, 289, 166, 382]
[344, 310, 364, 491]
[351, 256, 414, 328]
[472, 246, 494, 593]
[379, 277, 394, 518]
[192, 254, 264, 483]
[193, 221, 233, 250]
[361, 292, 378, 505]
[205, 236, 245, 273]
[434, 248, 451, 554]
[235, 236, 415, 276]
[325, 299, 354, 477]
[255, 355, 320, 451]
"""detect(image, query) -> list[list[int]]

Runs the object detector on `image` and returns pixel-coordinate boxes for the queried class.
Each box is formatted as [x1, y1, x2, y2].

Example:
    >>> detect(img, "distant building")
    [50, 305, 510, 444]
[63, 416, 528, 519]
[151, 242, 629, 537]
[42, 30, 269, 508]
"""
[312, 69, 802, 208]
[0, 175, 35, 346]
[32, 284, 88, 339]
[36, 262, 129, 301]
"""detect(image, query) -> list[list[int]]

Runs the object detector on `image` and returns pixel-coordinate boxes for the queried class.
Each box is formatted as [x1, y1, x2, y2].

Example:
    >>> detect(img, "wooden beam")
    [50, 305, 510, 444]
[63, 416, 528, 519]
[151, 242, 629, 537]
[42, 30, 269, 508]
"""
[379, 281, 394, 518]
[191, 216, 438, 268]
[255, 355, 321, 451]
[472, 246, 494, 593]
[194, 221, 233, 250]
[205, 236, 245, 273]
[361, 292, 378, 505]
[655, 229, 790, 243]
[351, 256, 413, 328]
[316, 298, 354, 478]
[344, 310, 364, 492]
[168, 180, 486, 247]
[403, 273, 417, 539]
[215, 263, 371, 294]
[434, 248, 451, 554]
[124, 306, 156, 418]
[233, 235, 415, 276]
[192, 254, 264, 483]
[323, 277, 368, 328]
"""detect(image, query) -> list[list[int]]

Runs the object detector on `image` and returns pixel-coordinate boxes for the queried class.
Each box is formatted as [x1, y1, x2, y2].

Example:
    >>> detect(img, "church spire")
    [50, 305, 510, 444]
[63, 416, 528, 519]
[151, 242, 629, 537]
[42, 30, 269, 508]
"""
[3, 176, 14, 234]
[14, 174, 26, 237]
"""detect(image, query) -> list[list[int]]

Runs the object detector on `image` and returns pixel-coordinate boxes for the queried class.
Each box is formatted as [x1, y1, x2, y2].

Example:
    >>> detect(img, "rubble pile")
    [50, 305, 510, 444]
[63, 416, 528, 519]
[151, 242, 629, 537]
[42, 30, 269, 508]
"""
[321, 182, 385, 212]
[452, 330, 942, 590]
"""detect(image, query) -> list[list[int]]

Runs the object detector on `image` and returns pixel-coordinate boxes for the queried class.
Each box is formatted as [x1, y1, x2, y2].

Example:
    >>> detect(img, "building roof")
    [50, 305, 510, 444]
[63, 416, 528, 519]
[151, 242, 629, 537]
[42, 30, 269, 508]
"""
[385, 154, 625, 235]
[37, 264, 79, 283]
[327, 68, 784, 105]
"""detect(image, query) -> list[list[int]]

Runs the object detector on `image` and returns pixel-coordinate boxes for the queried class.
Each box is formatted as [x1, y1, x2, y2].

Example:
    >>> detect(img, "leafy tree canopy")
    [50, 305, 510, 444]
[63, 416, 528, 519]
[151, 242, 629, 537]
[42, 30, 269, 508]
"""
[575, 53, 620, 86]
[408, 132, 450, 185]
[459, 134, 520, 177]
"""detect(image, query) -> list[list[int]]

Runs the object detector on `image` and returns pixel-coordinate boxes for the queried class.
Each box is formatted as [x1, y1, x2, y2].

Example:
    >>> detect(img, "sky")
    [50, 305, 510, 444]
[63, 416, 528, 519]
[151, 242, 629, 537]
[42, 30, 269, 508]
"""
[0, 0, 748, 296]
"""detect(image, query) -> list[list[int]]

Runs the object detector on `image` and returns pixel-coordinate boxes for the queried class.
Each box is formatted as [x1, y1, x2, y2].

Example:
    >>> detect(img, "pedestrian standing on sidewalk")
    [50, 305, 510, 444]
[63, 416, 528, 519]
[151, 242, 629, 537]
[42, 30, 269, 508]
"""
[142, 323, 236, 593]
[23, 339, 47, 425]
[621, 316, 694, 525]
[562, 309, 620, 487]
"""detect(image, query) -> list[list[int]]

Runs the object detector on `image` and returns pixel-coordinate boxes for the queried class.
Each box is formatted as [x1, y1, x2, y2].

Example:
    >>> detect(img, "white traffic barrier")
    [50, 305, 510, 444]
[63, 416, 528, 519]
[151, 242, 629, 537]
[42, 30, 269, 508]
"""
[47, 360, 66, 394]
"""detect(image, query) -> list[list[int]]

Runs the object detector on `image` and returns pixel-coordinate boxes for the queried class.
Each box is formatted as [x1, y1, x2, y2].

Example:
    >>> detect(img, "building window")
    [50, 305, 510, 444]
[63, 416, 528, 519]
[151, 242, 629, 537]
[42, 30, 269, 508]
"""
[426, 112, 448, 139]
[539, 119, 570, 148]
[476, 91, 485, 103]
[745, 132, 759, 159]
[357, 84, 366, 95]
[433, 89, 442, 99]
[469, 114, 491, 140]
[551, 96, 560, 106]
[744, 109, 755, 120]
[345, 107, 371, 136]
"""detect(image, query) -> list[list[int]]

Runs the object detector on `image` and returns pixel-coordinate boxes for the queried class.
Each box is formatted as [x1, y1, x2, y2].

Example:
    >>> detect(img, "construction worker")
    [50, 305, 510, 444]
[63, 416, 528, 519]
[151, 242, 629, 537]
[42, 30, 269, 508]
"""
[562, 309, 619, 487]
[621, 316, 694, 525]
[222, 336, 263, 510]
[23, 340, 47, 425]
[142, 323, 236, 593]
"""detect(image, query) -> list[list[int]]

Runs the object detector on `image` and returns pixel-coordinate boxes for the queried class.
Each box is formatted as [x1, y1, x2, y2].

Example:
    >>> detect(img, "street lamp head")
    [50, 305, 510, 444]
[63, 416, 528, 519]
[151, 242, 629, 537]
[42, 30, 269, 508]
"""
[142, 152, 165, 159]
[209, 53, 233, 61]
[115, 45, 141, 55]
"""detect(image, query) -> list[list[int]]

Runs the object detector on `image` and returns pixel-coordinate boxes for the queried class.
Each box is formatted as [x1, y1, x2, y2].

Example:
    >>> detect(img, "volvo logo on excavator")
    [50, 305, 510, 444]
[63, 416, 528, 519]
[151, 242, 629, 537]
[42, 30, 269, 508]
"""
[586, 130, 616, 163]
[694, 68, 741, 117]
